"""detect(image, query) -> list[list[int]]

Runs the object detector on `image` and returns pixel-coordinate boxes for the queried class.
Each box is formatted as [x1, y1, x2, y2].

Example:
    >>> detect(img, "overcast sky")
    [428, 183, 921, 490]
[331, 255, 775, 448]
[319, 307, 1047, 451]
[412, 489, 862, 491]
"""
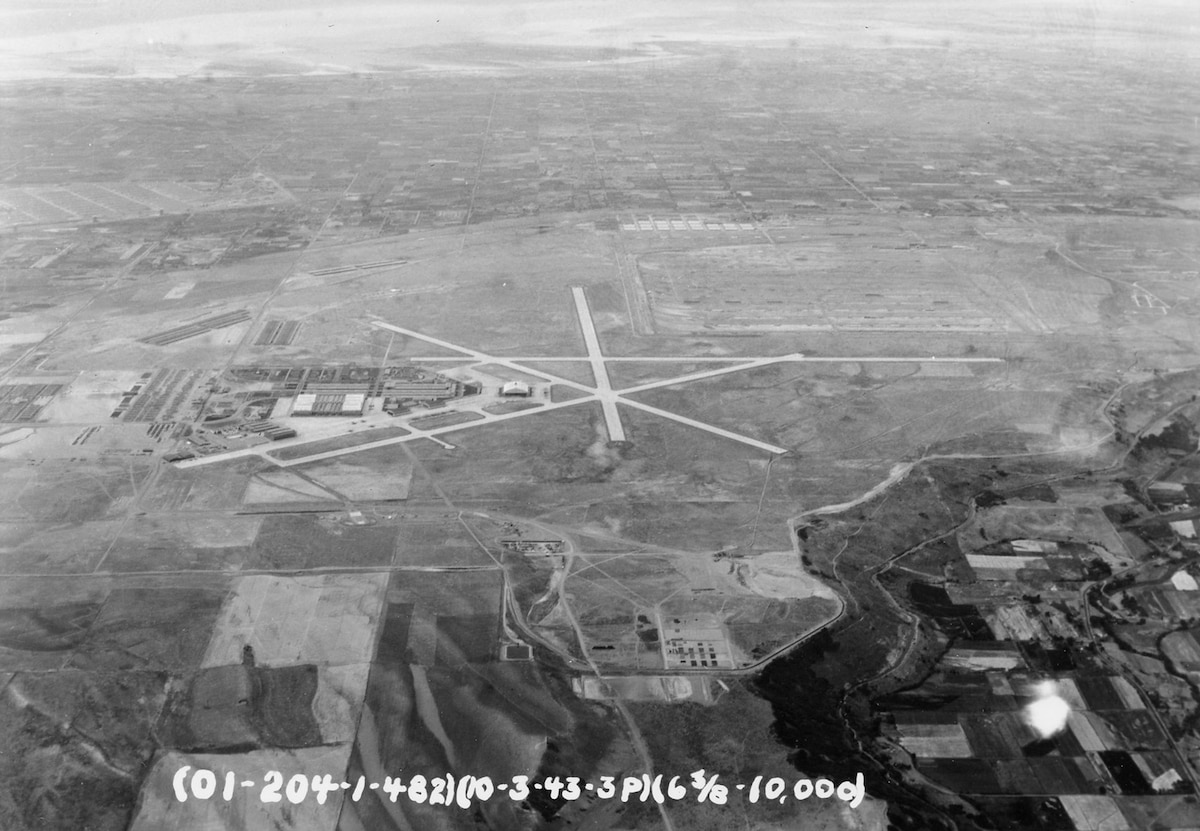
[0, 1, 1196, 79]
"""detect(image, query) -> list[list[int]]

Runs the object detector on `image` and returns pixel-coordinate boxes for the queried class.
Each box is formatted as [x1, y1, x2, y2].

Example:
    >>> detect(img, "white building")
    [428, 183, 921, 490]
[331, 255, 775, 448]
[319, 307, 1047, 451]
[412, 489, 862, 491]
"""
[291, 393, 317, 415]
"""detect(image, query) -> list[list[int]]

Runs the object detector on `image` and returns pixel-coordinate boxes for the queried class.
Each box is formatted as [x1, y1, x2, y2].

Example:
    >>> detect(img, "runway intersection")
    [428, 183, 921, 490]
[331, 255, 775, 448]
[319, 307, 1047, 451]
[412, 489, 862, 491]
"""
[178, 287, 1004, 469]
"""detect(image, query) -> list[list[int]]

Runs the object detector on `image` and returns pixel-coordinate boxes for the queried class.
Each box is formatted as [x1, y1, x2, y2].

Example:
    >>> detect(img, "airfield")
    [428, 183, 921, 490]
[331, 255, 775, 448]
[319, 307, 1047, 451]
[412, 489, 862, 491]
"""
[0, 200, 1184, 830]
[0, 12, 1198, 831]
[173, 281, 1004, 469]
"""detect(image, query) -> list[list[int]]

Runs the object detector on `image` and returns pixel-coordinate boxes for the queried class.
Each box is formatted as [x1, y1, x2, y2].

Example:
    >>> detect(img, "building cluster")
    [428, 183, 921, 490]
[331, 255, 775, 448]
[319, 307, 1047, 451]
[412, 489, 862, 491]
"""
[222, 364, 467, 418]
[382, 378, 460, 414]
[0, 382, 63, 422]
[499, 539, 563, 554]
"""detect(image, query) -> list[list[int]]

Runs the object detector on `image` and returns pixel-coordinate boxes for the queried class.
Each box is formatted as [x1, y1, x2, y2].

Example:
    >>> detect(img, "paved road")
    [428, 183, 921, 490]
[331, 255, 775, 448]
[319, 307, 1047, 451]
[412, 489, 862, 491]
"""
[175, 396, 597, 469]
[616, 354, 803, 395]
[417, 355, 1006, 363]
[621, 397, 789, 455]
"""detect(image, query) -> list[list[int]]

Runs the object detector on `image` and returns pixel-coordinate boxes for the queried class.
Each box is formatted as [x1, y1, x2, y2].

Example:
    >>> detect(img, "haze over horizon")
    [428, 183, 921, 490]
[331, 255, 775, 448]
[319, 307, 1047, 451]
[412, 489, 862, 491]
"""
[1, 0, 1197, 80]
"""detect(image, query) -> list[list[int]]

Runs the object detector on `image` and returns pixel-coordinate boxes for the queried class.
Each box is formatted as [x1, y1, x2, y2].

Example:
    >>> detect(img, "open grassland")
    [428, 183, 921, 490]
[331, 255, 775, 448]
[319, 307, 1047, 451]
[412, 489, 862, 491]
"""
[630, 361, 1098, 460]
[264, 226, 609, 360]
[0, 574, 233, 830]
[97, 514, 401, 572]
[0, 574, 230, 672]
[391, 519, 497, 568]
[201, 573, 388, 668]
[0, 458, 154, 523]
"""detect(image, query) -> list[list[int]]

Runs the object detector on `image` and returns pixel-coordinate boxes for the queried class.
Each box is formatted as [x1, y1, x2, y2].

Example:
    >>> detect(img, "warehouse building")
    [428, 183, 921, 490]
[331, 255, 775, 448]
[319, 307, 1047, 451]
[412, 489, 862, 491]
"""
[386, 380, 459, 400]
[291, 393, 317, 415]
[290, 392, 365, 416]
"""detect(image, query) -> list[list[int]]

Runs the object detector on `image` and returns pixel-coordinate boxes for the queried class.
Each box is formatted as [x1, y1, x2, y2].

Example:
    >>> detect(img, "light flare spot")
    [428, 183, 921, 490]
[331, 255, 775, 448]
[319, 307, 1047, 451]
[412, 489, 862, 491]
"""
[1025, 681, 1071, 738]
